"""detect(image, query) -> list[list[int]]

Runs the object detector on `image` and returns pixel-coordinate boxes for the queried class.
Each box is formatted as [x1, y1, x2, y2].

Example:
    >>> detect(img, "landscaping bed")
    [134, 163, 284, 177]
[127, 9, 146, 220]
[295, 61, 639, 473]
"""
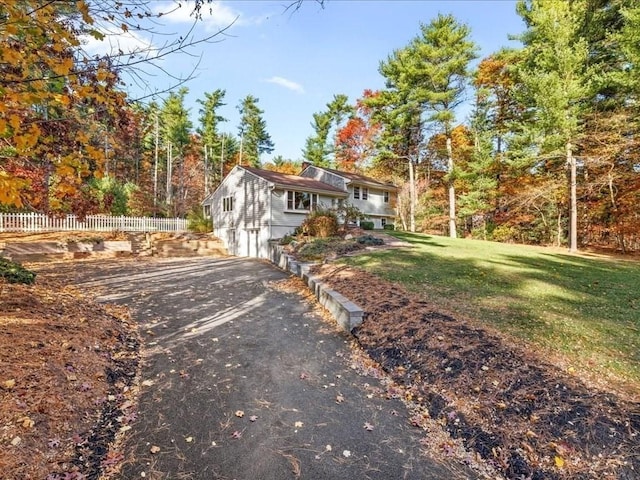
[0, 268, 139, 479]
[310, 262, 639, 479]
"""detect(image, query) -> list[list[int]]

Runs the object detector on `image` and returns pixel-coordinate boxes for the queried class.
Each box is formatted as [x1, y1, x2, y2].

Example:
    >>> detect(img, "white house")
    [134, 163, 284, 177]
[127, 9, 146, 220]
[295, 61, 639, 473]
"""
[202, 165, 397, 258]
[299, 164, 397, 230]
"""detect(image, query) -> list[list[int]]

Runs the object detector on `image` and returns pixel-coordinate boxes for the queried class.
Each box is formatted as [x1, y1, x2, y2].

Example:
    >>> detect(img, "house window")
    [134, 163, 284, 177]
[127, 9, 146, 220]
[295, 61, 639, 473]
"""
[223, 196, 234, 212]
[353, 186, 360, 199]
[383, 191, 390, 203]
[286, 191, 318, 211]
[381, 218, 387, 228]
[203, 205, 211, 217]
[362, 188, 368, 200]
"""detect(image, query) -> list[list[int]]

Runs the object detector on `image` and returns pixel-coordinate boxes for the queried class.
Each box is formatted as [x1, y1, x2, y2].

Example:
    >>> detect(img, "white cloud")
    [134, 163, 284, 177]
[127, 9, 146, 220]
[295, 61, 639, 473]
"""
[154, 1, 267, 31]
[80, 30, 155, 58]
[264, 76, 305, 94]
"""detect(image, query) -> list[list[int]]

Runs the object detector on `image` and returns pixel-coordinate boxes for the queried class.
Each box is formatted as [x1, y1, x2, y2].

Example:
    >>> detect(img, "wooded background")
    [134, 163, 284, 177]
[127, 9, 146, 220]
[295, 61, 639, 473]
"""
[1, 1, 638, 252]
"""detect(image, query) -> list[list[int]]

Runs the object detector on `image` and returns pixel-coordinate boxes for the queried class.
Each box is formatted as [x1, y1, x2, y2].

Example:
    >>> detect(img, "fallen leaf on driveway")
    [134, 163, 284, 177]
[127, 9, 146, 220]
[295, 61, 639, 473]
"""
[235, 410, 244, 418]
[364, 422, 374, 431]
[249, 415, 258, 422]
[150, 445, 160, 454]
[294, 421, 303, 428]
[336, 394, 345, 404]
[4, 379, 16, 389]
[141, 379, 154, 387]
[342, 450, 351, 458]
[185, 436, 194, 443]
[231, 430, 242, 439]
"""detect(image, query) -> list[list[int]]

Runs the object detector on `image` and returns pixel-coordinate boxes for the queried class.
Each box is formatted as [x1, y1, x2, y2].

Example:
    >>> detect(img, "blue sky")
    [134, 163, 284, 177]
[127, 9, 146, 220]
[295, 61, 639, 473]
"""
[93, 1, 526, 163]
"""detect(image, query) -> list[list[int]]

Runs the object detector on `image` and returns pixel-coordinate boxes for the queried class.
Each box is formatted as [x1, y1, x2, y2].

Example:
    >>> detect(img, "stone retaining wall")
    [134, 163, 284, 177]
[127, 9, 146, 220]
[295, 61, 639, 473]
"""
[269, 242, 364, 333]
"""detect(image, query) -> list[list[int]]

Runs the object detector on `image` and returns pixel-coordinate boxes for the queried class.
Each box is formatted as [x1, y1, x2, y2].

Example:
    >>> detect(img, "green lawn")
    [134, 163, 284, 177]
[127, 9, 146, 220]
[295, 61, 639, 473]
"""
[341, 231, 640, 390]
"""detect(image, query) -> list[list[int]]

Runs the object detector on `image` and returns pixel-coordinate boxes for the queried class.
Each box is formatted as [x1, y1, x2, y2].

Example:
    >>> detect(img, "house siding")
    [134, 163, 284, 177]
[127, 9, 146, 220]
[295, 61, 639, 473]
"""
[300, 166, 347, 191]
[206, 166, 272, 258]
[270, 190, 337, 237]
[349, 186, 396, 218]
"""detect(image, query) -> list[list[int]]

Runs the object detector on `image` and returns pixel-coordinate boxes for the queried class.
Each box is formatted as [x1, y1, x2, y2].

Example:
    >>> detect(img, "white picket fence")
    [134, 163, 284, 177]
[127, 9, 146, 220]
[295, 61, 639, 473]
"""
[0, 213, 188, 233]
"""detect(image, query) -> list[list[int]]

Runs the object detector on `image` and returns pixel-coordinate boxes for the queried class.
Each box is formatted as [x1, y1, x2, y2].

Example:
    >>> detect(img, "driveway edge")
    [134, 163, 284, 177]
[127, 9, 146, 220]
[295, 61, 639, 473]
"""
[270, 246, 364, 332]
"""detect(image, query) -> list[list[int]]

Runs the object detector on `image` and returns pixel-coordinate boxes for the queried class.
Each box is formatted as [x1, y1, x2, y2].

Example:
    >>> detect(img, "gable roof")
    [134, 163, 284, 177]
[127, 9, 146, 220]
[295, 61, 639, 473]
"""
[242, 166, 348, 196]
[301, 165, 397, 190]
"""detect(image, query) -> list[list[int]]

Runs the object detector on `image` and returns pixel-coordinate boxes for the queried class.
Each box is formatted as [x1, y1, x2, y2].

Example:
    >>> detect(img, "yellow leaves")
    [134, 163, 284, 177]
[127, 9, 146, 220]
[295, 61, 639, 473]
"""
[96, 69, 109, 82]
[9, 115, 21, 132]
[0, 172, 25, 207]
[51, 57, 74, 76]
[76, 1, 94, 25]
[1, 48, 21, 65]
[3, 379, 16, 389]
[18, 416, 34, 428]
[14, 123, 41, 153]
[554, 455, 565, 468]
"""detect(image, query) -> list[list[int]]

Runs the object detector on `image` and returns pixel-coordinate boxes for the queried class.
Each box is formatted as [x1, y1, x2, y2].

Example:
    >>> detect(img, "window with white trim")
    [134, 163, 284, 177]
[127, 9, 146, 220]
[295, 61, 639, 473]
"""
[383, 191, 390, 203]
[381, 218, 387, 227]
[222, 196, 234, 212]
[286, 191, 318, 211]
[353, 186, 360, 199]
[362, 188, 368, 200]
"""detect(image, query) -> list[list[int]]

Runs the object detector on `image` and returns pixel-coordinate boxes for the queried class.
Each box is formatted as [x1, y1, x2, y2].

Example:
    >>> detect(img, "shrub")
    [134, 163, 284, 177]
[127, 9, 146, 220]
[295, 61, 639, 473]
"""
[187, 208, 212, 233]
[360, 220, 374, 230]
[383, 223, 395, 231]
[356, 235, 384, 246]
[0, 258, 36, 284]
[302, 208, 339, 238]
[279, 234, 295, 245]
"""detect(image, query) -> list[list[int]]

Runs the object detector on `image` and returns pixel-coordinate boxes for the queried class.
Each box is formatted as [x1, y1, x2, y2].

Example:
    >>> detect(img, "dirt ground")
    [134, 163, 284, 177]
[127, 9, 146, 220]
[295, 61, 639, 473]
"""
[0, 274, 139, 479]
[0, 232, 638, 479]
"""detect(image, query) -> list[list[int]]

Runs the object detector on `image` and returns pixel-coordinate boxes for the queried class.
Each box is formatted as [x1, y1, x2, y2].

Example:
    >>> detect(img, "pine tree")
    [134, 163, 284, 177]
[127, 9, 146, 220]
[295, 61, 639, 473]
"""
[237, 95, 274, 167]
[516, 0, 591, 252]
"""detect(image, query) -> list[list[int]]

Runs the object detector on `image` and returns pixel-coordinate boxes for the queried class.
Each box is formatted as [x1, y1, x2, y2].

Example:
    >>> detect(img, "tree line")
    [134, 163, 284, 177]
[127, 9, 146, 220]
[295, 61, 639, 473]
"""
[1, 1, 639, 252]
[0, 1, 274, 219]
[303, 0, 640, 253]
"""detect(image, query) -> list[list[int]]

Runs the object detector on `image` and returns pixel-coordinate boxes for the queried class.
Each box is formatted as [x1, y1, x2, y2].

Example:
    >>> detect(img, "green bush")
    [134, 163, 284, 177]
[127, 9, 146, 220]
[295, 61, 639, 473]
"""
[279, 234, 295, 245]
[296, 237, 364, 261]
[360, 220, 374, 230]
[187, 208, 212, 233]
[383, 223, 395, 231]
[0, 258, 36, 285]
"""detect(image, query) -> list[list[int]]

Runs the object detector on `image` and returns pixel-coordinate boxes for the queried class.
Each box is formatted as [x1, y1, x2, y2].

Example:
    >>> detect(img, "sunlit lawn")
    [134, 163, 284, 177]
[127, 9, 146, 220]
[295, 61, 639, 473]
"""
[341, 231, 640, 392]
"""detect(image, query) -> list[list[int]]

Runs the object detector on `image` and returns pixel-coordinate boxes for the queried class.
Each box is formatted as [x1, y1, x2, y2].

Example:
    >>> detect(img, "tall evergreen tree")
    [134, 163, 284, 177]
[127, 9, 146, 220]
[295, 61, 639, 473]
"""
[407, 14, 478, 238]
[516, 0, 590, 252]
[161, 87, 193, 209]
[302, 94, 353, 167]
[197, 89, 227, 193]
[373, 14, 477, 236]
[237, 95, 274, 167]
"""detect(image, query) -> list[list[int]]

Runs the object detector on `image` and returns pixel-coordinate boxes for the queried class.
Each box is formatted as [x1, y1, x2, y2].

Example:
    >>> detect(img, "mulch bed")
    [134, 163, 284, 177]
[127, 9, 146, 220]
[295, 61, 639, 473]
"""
[0, 276, 140, 480]
[310, 263, 640, 480]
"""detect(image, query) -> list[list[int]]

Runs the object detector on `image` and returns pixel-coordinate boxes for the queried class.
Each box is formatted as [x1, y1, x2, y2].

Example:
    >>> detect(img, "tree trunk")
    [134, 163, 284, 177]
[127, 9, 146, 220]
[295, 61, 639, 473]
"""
[446, 136, 457, 238]
[166, 142, 173, 206]
[153, 113, 159, 214]
[204, 144, 209, 197]
[408, 158, 416, 233]
[568, 141, 577, 253]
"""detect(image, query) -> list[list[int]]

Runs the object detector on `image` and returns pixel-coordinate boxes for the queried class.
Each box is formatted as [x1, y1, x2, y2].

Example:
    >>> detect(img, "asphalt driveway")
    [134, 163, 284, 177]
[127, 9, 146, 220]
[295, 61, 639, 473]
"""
[70, 257, 480, 479]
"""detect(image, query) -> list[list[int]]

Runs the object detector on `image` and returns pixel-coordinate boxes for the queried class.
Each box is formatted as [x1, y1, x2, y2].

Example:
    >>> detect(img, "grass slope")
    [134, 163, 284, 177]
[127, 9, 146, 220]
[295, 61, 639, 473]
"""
[341, 231, 640, 394]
